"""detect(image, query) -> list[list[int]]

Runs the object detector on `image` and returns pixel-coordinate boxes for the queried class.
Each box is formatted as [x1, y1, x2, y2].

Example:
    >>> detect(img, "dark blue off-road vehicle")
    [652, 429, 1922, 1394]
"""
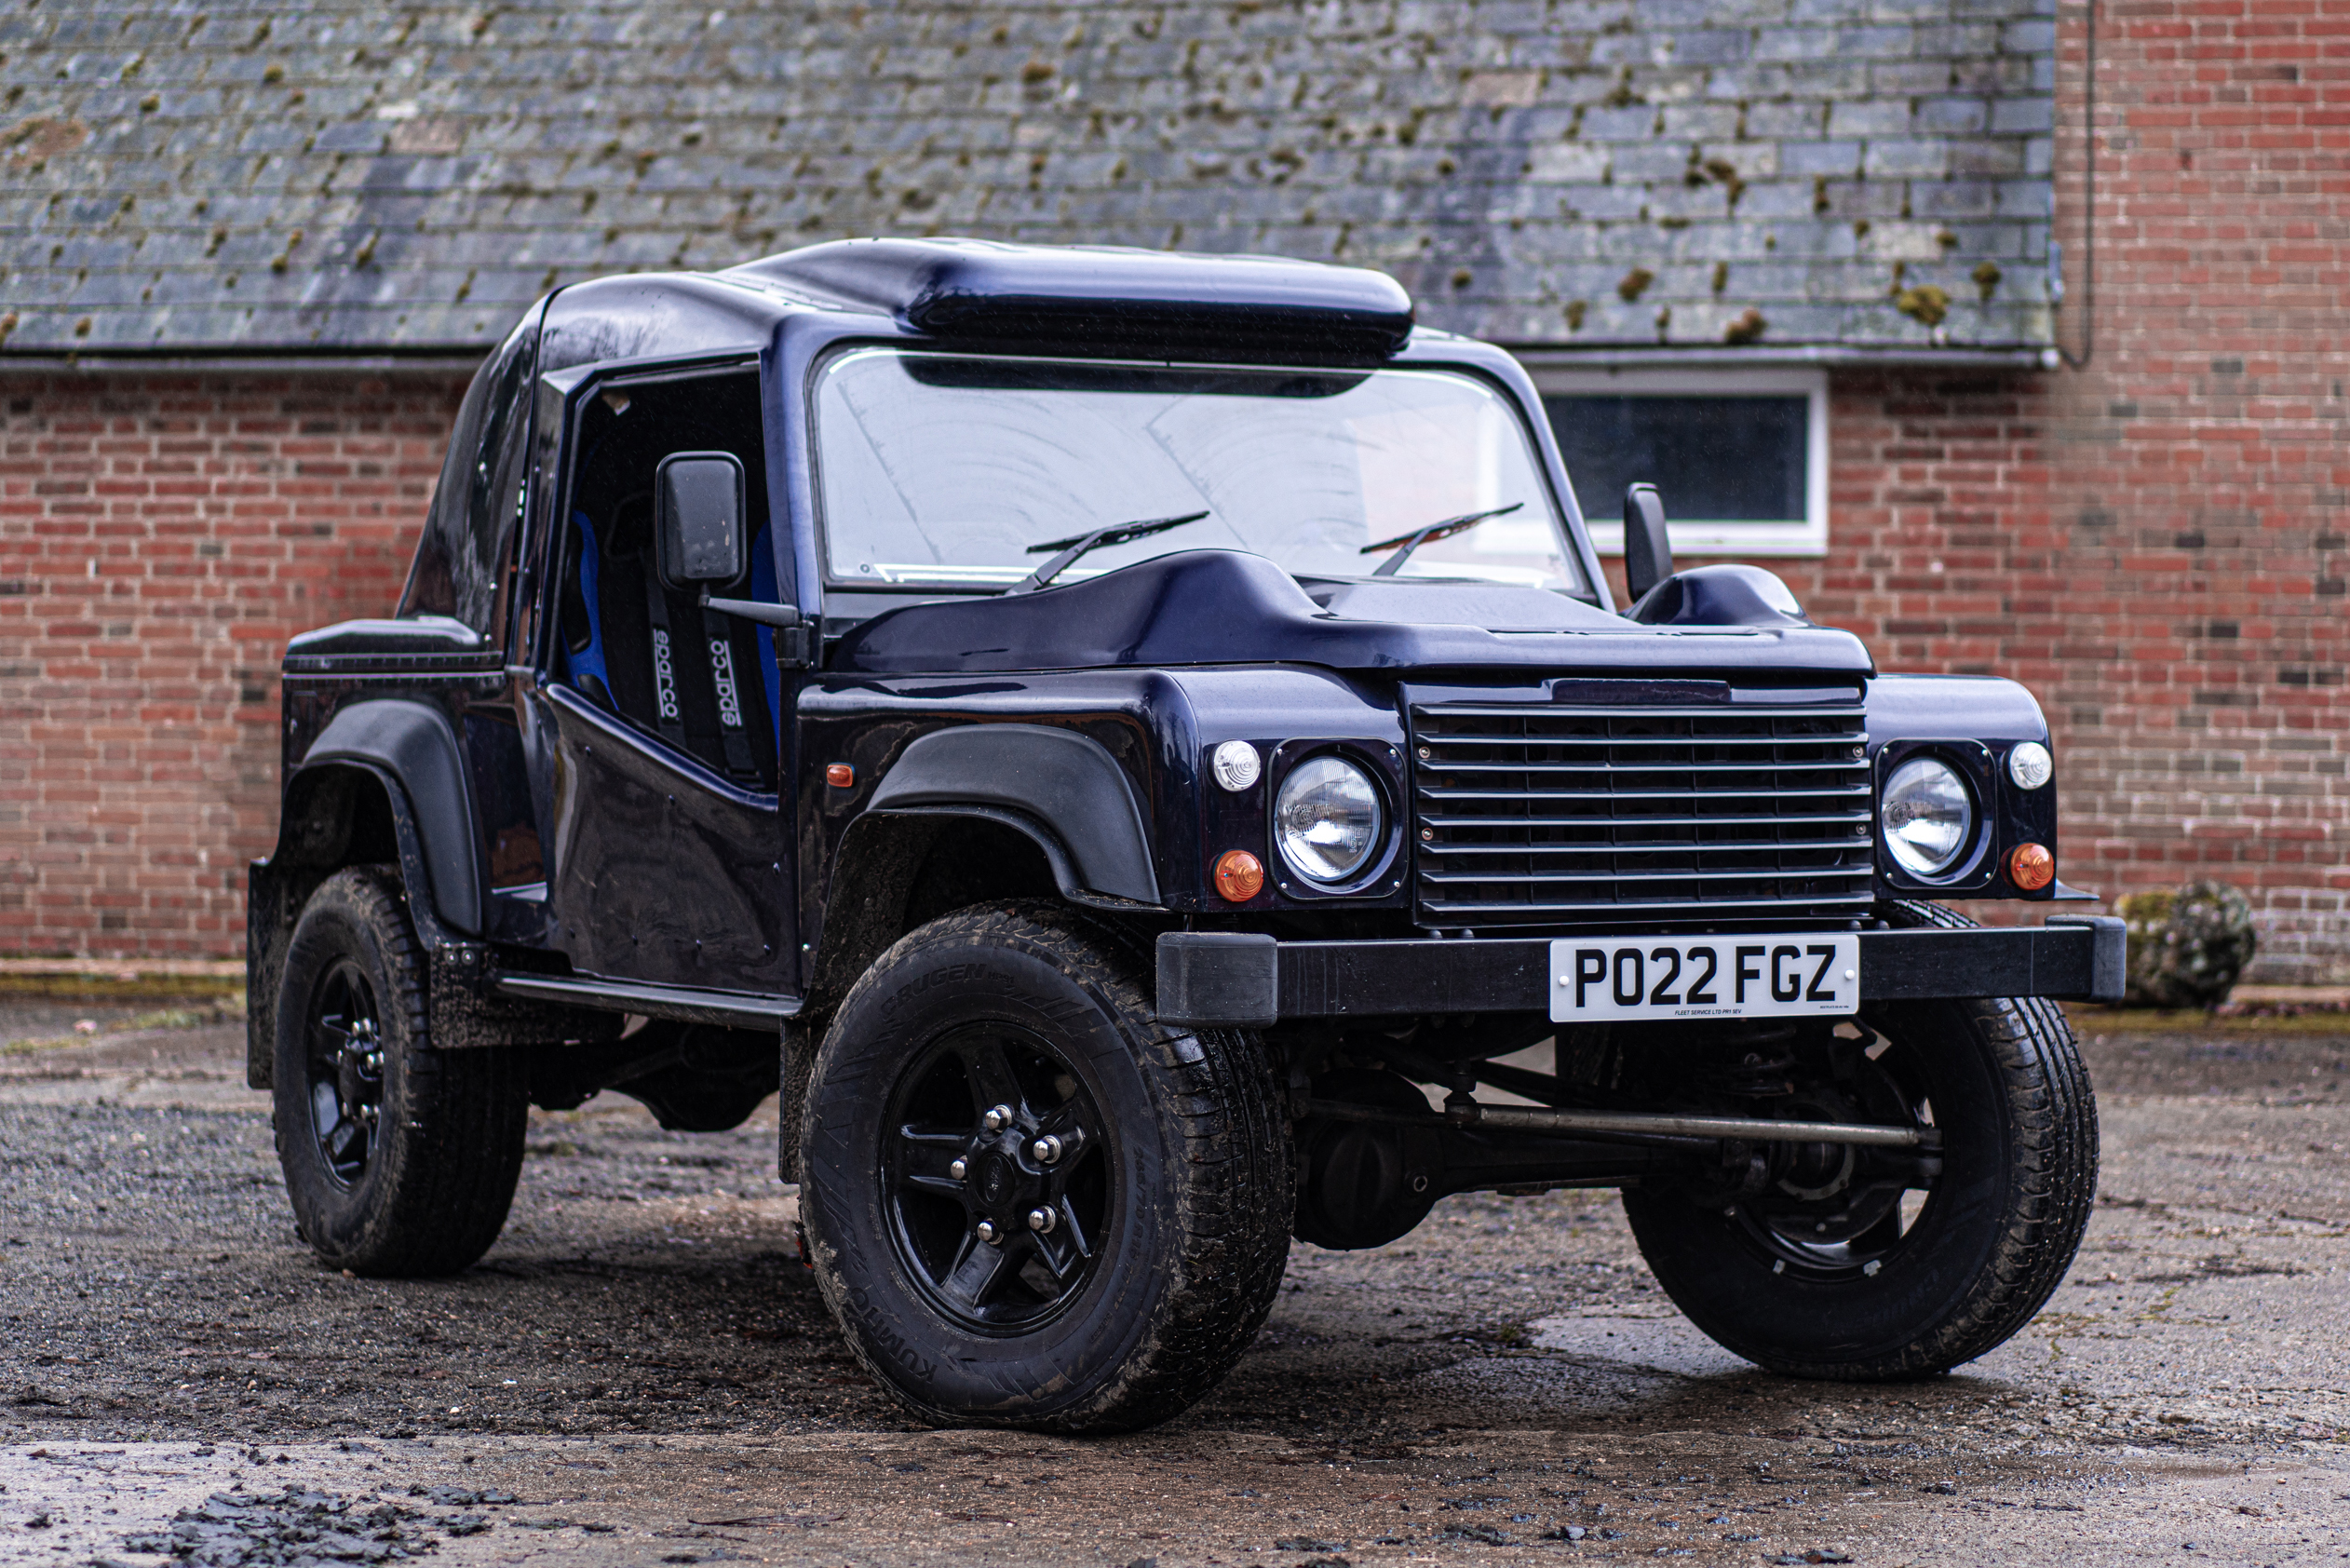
[249, 239, 2120, 1432]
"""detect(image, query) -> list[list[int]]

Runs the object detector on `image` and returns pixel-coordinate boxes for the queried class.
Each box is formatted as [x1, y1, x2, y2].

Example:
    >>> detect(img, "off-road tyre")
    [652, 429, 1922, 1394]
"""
[800, 902, 1293, 1433]
[272, 866, 528, 1277]
[1623, 899, 2099, 1380]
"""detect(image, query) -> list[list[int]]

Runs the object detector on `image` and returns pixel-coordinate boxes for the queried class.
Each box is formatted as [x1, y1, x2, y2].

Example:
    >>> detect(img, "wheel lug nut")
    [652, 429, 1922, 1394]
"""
[1027, 1207, 1056, 1234]
[1031, 1135, 1062, 1165]
[975, 1220, 1001, 1246]
[980, 1103, 1014, 1132]
[948, 1157, 968, 1181]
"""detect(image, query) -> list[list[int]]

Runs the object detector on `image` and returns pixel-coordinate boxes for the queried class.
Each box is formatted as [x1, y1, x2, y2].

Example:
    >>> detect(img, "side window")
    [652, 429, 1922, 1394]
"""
[398, 315, 539, 635]
[552, 368, 783, 792]
[1534, 365, 1829, 559]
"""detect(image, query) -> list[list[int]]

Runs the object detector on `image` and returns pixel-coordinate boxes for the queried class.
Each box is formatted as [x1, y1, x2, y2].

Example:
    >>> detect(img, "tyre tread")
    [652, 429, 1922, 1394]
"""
[275, 866, 526, 1277]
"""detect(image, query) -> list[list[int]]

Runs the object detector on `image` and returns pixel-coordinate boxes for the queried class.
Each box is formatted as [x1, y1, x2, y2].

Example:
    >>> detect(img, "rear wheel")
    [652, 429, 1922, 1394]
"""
[1624, 902, 2099, 1379]
[800, 903, 1293, 1432]
[272, 867, 528, 1277]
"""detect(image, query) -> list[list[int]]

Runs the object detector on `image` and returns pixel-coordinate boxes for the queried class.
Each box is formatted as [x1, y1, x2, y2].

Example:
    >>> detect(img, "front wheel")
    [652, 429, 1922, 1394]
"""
[1624, 905, 2099, 1380]
[799, 903, 1293, 1433]
[272, 866, 528, 1277]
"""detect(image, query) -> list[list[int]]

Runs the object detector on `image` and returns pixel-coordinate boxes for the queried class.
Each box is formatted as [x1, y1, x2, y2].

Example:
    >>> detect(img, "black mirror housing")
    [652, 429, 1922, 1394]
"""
[655, 452, 747, 588]
[1622, 482, 1673, 604]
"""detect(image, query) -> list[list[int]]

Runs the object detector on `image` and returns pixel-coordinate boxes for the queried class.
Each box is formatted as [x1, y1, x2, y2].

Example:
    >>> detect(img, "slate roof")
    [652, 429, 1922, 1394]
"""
[0, 0, 2056, 358]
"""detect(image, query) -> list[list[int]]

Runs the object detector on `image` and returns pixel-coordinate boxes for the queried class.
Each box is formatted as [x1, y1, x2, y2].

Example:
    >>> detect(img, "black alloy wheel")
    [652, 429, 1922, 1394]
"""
[1724, 1024, 1938, 1283]
[304, 959, 386, 1187]
[801, 902, 1293, 1433]
[882, 1023, 1112, 1332]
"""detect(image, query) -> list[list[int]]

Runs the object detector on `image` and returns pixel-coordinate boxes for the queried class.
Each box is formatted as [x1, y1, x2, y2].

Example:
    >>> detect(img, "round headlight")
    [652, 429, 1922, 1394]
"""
[1880, 757, 1975, 879]
[2007, 740, 2053, 791]
[1274, 755, 1383, 885]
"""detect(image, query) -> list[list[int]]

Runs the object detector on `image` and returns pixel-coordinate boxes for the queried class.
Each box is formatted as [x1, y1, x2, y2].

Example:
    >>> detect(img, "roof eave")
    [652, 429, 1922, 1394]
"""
[1507, 342, 2060, 371]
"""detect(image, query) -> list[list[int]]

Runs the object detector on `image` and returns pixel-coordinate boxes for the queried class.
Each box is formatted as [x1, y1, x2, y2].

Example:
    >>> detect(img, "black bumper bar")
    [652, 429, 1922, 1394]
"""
[1155, 917, 2126, 1028]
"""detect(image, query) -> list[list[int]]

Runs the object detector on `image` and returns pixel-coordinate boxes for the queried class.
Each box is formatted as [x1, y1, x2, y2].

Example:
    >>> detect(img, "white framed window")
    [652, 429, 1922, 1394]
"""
[1511, 365, 1830, 558]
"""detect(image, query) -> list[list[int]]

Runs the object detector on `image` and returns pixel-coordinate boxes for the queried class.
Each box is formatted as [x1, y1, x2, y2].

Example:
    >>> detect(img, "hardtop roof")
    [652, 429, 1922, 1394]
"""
[529, 239, 1425, 374]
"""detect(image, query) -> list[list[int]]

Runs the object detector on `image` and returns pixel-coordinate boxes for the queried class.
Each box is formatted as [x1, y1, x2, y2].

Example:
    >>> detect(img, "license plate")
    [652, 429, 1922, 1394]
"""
[1548, 934, 1861, 1022]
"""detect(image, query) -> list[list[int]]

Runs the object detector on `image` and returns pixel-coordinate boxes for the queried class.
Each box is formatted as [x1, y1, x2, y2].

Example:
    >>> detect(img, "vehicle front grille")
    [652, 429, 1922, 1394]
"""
[1408, 701, 1875, 926]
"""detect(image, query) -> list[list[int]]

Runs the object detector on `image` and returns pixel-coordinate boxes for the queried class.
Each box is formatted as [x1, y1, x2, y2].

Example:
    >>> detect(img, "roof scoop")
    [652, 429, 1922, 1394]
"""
[734, 238, 1416, 364]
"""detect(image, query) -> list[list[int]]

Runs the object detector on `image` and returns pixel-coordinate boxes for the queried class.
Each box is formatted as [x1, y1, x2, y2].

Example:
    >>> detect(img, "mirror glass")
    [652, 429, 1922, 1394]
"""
[655, 452, 746, 586]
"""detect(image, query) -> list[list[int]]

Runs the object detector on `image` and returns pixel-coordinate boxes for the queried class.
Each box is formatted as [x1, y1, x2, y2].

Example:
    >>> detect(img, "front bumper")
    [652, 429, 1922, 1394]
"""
[1156, 916, 2126, 1028]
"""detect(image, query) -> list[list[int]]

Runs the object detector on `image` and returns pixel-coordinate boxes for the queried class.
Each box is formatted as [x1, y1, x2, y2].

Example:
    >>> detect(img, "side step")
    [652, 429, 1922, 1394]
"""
[493, 972, 802, 1030]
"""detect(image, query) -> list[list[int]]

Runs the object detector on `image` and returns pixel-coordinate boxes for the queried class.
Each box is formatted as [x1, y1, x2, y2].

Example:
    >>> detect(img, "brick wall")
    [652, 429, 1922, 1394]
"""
[3, 0, 2343, 978]
[1602, 0, 2350, 981]
[0, 372, 466, 956]
[1600, 346, 2344, 982]
[11, 358, 2338, 977]
[1809, 364, 2342, 986]
[2038, 0, 2347, 980]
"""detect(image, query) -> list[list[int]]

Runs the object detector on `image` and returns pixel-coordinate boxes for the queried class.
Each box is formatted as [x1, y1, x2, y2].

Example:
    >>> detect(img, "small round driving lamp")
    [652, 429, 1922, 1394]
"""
[1210, 740, 1262, 792]
[2007, 741, 2054, 791]
[1880, 756, 1974, 879]
[2008, 842, 2056, 891]
[1212, 849, 1265, 903]
[1273, 755, 1383, 885]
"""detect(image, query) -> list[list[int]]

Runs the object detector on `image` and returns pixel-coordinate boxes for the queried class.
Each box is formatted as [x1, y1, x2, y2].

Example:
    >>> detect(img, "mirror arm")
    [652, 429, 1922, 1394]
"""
[701, 592, 814, 669]
[700, 592, 802, 630]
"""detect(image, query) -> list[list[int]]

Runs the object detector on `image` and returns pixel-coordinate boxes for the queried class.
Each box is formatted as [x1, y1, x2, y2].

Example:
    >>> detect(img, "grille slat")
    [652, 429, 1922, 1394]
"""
[1419, 786, 1871, 804]
[1418, 895, 1867, 918]
[1426, 836, 1867, 857]
[1423, 867, 1858, 886]
[1424, 760, 1867, 776]
[1418, 811, 1870, 829]
[1424, 732, 1852, 747]
[1409, 702, 1876, 926]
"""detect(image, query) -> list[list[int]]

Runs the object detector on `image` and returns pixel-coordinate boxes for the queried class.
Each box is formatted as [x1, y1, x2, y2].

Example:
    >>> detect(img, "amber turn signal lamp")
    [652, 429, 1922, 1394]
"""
[2008, 842, 2055, 891]
[826, 763, 855, 788]
[1213, 849, 1265, 903]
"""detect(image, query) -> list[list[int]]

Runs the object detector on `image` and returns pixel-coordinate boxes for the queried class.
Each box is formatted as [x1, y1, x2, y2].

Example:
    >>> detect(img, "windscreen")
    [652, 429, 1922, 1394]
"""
[812, 350, 1585, 593]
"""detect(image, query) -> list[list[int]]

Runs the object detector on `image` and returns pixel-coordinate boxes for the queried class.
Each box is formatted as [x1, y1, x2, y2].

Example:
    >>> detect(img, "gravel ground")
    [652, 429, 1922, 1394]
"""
[1, 1007, 2344, 1567]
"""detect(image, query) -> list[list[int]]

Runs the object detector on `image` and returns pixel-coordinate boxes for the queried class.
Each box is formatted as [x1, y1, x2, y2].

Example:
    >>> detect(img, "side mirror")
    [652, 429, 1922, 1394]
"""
[1622, 482, 1674, 604]
[655, 452, 747, 588]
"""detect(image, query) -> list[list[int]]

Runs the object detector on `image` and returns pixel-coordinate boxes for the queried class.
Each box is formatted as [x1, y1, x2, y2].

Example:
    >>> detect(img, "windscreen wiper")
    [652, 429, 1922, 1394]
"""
[1008, 510, 1210, 594]
[1358, 502, 1523, 577]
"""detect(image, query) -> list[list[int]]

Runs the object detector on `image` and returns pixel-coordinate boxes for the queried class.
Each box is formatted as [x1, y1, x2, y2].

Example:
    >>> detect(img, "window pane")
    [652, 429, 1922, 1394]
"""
[814, 351, 1582, 592]
[398, 315, 537, 633]
[1543, 395, 1807, 524]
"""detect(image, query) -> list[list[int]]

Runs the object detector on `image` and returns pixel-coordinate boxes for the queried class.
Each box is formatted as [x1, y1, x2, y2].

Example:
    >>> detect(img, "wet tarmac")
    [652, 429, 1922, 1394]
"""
[2, 1011, 2344, 1566]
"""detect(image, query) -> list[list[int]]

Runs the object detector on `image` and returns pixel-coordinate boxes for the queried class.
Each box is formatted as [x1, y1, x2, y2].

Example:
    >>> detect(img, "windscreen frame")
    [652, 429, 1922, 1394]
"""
[803, 344, 1591, 601]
